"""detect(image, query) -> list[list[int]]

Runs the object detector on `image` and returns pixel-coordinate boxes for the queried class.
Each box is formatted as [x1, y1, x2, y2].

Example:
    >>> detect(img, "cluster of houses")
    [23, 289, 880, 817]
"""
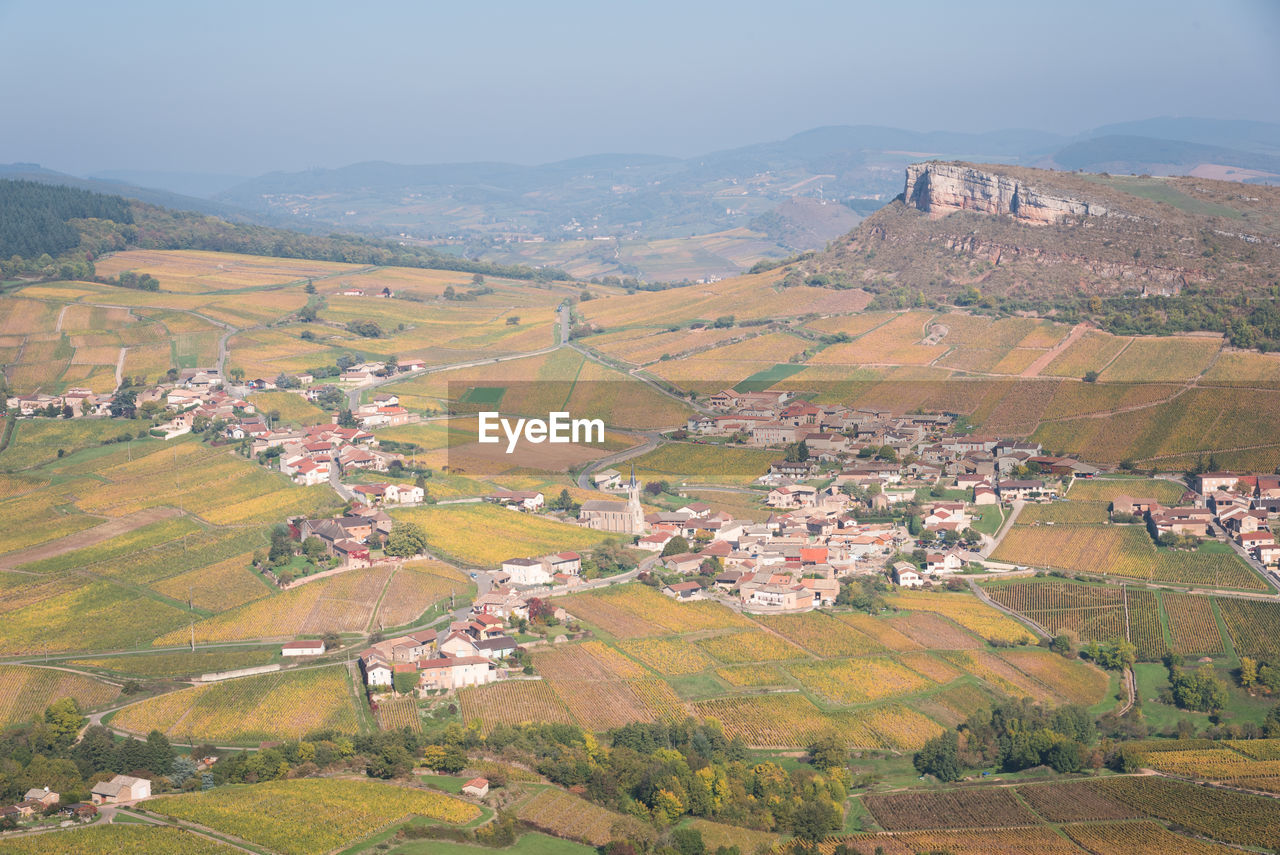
[500, 551, 582, 586]
[358, 616, 519, 692]
[259, 424, 392, 485]
[335, 360, 426, 388]
[1129, 472, 1280, 566]
[294, 506, 395, 567]
[0, 776, 153, 828]
[631, 496, 906, 611]
[7, 388, 114, 418]
[351, 392, 420, 430]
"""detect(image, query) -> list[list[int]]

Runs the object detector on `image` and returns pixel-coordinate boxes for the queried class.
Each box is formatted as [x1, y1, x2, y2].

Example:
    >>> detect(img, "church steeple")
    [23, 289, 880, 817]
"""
[626, 463, 644, 534]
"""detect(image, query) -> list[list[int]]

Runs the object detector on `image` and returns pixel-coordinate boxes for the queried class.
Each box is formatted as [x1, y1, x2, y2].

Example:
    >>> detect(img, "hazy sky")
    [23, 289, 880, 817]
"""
[2, 0, 1278, 176]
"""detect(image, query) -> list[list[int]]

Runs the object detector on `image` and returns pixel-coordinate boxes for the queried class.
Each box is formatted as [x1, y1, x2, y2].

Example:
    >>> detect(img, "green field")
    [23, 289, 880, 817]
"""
[459, 385, 507, 404]
[734, 363, 807, 392]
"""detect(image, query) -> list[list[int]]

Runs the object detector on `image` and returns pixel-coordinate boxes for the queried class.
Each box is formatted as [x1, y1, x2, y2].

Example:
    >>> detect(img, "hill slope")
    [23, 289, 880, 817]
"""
[810, 161, 1280, 298]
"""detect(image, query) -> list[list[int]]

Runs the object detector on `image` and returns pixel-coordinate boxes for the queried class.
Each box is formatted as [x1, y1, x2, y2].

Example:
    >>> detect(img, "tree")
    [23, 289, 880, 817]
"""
[673, 827, 706, 855]
[661, 536, 690, 557]
[807, 734, 846, 771]
[145, 730, 175, 777]
[302, 536, 328, 562]
[385, 522, 428, 557]
[913, 730, 962, 781]
[337, 409, 357, 428]
[393, 670, 418, 695]
[1241, 657, 1259, 689]
[170, 756, 198, 787]
[527, 597, 556, 625]
[784, 440, 809, 462]
[791, 798, 841, 840]
[43, 698, 85, 750]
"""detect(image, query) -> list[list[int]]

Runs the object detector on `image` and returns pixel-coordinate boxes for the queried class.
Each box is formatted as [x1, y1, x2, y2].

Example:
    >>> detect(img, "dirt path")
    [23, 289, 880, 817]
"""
[1020, 322, 1088, 377]
[114, 346, 126, 387]
[0, 507, 184, 571]
[54, 305, 69, 332]
[1118, 666, 1137, 715]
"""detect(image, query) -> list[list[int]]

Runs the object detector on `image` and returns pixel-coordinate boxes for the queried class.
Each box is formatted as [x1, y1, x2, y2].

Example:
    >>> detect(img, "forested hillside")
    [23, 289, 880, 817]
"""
[0, 179, 567, 284]
[0, 180, 133, 259]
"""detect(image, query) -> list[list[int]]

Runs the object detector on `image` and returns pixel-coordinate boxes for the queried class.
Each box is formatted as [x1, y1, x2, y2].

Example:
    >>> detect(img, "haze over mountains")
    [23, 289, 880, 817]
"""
[6, 117, 1280, 282]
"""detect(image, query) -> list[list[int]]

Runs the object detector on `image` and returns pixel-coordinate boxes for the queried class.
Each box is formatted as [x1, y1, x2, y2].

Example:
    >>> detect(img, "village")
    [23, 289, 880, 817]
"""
[11, 373, 1280, 712]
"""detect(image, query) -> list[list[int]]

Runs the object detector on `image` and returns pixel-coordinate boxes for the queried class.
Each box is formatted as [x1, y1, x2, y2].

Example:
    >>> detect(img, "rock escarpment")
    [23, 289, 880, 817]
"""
[800, 162, 1280, 299]
[904, 162, 1112, 225]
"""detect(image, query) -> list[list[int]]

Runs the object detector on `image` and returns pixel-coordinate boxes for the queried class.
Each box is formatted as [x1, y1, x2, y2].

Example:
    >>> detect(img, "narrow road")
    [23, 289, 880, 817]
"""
[981, 499, 1023, 558]
[1118, 666, 1137, 716]
[0, 507, 185, 572]
[1021, 322, 1089, 378]
[344, 303, 573, 411]
[576, 430, 662, 490]
[965, 577, 1047, 639]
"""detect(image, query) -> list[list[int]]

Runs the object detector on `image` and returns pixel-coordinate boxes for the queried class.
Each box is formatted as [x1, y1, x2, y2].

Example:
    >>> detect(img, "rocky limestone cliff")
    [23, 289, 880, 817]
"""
[800, 162, 1280, 300]
[904, 162, 1112, 225]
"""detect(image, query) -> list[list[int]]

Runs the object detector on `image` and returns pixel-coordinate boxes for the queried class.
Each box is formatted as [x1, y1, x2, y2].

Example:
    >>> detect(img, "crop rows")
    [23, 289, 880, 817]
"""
[0, 825, 238, 854]
[156, 564, 395, 645]
[836, 613, 923, 651]
[883, 591, 1033, 643]
[690, 693, 941, 750]
[715, 665, 787, 687]
[752, 611, 886, 657]
[1136, 747, 1280, 782]
[786, 657, 933, 705]
[1064, 820, 1237, 855]
[459, 680, 575, 731]
[373, 696, 421, 733]
[1015, 780, 1140, 822]
[995, 648, 1109, 705]
[695, 629, 809, 663]
[619, 637, 716, 674]
[1162, 592, 1223, 656]
[517, 787, 643, 846]
[1125, 588, 1168, 659]
[992, 525, 1264, 589]
[1217, 597, 1280, 660]
[885, 611, 982, 650]
[1088, 775, 1280, 849]
[111, 665, 360, 744]
[0, 665, 119, 727]
[862, 787, 1039, 831]
[803, 828, 1083, 855]
[146, 778, 478, 855]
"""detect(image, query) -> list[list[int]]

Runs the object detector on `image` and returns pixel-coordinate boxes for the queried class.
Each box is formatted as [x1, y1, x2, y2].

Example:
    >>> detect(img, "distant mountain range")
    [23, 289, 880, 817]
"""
[8, 117, 1280, 281]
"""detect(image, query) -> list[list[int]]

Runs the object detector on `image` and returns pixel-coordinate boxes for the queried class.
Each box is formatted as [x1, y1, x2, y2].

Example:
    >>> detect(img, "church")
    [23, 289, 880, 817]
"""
[579, 465, 645, 535]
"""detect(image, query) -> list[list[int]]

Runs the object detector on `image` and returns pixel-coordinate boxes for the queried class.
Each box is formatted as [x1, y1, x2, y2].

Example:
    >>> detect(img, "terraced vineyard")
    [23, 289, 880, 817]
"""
[0, 665, 119, 727]
[863, 787, 1039, 830]
[110, 665, 363, 744]
[145, 778, 479, 855]
[992, 524, 1264, 589]
[517, 786, 650, 846]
